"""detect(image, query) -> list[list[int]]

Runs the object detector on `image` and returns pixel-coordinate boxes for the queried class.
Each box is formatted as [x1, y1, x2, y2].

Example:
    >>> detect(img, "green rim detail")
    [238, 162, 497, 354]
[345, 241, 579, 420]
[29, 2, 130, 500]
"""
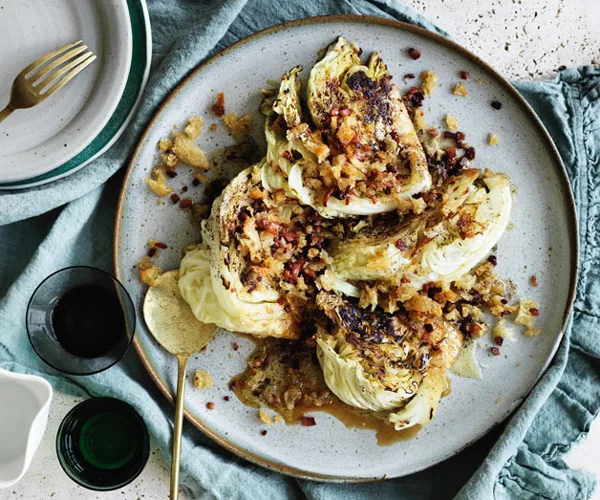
[0, 0, 149, 188]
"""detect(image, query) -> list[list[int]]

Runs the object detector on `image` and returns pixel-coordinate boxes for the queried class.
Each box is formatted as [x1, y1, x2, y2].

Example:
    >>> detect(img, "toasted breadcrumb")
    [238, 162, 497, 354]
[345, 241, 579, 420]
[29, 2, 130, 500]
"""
[259, 409, 272, 425]
[193, 170, 210, 184]
[488, 133, 500, 145]
[172, 134, 209, 169]
[445, 114, 459, 131]
[158, 138, 173, 152]
[162, 150, 179, 168]
[274, 416, 284, 424]
[193, 369, 214, 390]
[405, 294, 443, 317]
[493, 319, 516, 342]
[515, 299, 539, 328]
[412, 108, 427, 131]
[184, 116, 204, 140]
[145, 165, 173, 197]
[452, 83, 469, 96]
[524, 327, 542, 337]
[139, 257, 162, 287]
[222, 112, 252, 137]
[420, 71, 438, 96]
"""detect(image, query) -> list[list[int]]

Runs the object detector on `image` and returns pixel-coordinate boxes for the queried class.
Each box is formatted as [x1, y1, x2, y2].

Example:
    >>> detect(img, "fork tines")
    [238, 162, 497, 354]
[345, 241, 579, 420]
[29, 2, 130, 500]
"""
[23, 40, 97, 96]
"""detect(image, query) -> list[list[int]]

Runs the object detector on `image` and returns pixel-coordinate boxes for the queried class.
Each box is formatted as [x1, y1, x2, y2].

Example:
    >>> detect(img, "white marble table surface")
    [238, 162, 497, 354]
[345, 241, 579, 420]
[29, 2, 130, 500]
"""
[9, 0, 600, 498]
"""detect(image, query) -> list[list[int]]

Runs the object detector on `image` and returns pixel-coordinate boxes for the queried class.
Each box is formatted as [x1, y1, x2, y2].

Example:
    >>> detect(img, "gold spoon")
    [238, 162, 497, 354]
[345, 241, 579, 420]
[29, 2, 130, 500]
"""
[143, 270, 217, 500]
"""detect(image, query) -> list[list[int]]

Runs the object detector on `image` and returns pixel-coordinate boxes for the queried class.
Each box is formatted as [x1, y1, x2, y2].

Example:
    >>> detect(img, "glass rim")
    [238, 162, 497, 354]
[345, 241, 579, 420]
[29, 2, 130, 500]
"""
[55, 397, 151, 491]
[26, 265, 136, 376]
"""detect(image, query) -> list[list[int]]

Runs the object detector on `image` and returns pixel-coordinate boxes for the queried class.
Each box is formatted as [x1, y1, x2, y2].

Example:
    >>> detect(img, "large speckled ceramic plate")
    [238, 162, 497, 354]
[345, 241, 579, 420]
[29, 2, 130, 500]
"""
[114, 16, 577, 481]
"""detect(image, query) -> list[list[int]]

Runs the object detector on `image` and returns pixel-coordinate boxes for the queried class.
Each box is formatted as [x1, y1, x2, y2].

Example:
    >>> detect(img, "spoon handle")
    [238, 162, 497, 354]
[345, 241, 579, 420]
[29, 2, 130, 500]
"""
[170, 354, 189, 500]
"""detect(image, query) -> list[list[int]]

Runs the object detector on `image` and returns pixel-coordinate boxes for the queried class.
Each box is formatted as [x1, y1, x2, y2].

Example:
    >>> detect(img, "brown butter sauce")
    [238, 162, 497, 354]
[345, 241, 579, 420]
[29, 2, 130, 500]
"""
[230, 338, 422, 446]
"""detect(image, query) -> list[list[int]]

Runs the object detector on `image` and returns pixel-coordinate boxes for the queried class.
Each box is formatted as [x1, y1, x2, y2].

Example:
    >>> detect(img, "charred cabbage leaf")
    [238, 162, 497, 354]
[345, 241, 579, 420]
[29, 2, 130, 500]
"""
[261, 37, 431, 218]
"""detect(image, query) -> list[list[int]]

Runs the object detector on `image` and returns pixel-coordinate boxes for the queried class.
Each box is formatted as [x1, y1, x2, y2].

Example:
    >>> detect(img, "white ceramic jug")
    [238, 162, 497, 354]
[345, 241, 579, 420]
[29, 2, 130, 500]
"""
[0, 368, 52, 488]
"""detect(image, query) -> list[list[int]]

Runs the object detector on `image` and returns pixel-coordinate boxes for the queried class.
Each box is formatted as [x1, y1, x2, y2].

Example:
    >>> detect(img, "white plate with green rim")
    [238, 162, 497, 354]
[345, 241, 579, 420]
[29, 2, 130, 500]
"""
[0, 0, 151, 189]
[115, 16, 577, 481]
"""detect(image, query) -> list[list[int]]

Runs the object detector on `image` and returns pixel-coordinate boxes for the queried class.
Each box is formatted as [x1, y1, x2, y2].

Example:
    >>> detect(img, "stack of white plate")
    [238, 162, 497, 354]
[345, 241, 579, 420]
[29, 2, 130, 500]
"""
[0, 0, 151, 189]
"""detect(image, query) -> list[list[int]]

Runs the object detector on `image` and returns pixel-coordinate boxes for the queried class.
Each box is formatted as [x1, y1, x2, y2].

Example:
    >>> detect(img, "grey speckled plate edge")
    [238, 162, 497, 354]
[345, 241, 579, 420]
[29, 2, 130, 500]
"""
[113, 15, 578, 482]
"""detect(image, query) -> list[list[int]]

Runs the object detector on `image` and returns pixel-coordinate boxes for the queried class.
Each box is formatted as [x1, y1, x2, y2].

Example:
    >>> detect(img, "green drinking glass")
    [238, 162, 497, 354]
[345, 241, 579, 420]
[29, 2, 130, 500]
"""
[56, 397, 150, 491]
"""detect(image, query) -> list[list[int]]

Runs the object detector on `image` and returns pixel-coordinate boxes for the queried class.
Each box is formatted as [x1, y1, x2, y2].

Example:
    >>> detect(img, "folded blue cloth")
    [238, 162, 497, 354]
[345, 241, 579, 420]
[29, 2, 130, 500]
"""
[1, 2, 598, 498]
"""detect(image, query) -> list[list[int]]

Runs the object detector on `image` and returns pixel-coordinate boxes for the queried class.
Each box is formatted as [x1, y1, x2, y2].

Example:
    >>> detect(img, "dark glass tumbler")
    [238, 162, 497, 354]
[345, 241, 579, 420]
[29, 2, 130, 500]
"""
[56, 397, 150, 491]
[26, 266, 135, 375]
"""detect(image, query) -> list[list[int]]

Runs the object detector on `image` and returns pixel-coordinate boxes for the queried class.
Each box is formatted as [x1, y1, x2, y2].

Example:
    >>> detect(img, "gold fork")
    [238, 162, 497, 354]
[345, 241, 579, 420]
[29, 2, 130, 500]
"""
[0, 41, 96, 123]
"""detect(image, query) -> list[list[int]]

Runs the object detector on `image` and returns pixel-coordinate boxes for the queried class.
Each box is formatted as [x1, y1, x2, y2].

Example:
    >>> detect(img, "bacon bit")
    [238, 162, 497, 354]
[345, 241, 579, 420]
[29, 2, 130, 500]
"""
[282, 231, 298, 243]
[494, 336, 504, 346]
[490, 347, 501, 356]
[181, 185, 188, 193]
[390, 130, 400, 143]
[256, 219, 280, 235]
[443, 131, 456, 140]
[300, 416, 316, 427]
[404, 86, 425, 107]
[232, 342, 239, 351]
[408, 48, 421, 60]
[206, 402, 215, 410]
[491, 100, 503, 110]
[427, 128, 440, 138]
[148, 247, 157, 257]
[284, 262, 302, 283]
[370, 195, 378, 204]
[170, 193, 180, 204]
[530, 308, 540, 316]
[210, 123, 217, 131]
[277, 297, 286, 306]
[395, 239, 408, 251]
[303, 267, 317, 279]
[166, 170, 178, 179]
[445, 146, 457, 159]
[470, 323, 483, 336]
[154, 242, 168, 249]
[464, 147, 476, 160]
[323, 187, 335, 207]
[488, 255, 497, 266]
[404, 73, 416, 79]
[211, 91, 225, 116]
[179, 198, 193, 209]
[339, 106, 352, 117]
[424, 323, 434, 333]
[531, 275, 538, 287]
[223, 396, 230, 401]
[192, 178, 201, 187]
[261, 430, 268, 436]
[460, 71, 471, 80]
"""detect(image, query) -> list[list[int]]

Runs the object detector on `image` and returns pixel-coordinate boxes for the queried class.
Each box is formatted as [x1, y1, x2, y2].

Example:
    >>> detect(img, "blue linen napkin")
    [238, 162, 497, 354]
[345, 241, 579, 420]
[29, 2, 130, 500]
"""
[1, 1, 599, 498]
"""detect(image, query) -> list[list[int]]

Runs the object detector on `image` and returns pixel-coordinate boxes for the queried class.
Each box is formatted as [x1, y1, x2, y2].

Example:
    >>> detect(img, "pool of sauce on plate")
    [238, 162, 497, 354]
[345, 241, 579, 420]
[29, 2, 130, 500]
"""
[230, 338, 422, 446]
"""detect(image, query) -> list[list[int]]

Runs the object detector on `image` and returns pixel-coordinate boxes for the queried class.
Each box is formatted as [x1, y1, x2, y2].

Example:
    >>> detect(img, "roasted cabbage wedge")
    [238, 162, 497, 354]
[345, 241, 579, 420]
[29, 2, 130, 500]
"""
[328, 168, 512, 297]
[261, 37, 431, 218]
[315, 293, 462, 429]
[179, 163, 301, 339]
